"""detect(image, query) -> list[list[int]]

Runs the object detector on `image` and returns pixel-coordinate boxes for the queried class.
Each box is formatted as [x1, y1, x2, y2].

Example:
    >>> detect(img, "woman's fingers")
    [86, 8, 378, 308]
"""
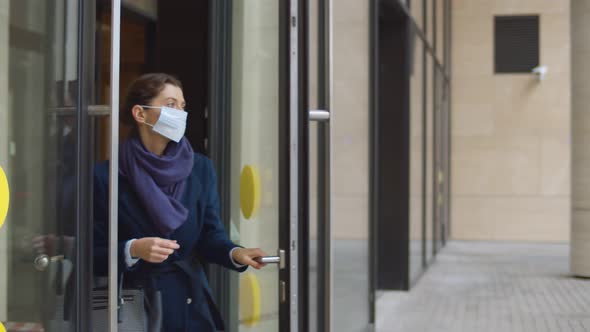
[251, 248, 268, 258]
[157, 239, 180, 250]
[151, 247, 174, 256]
[147, 254, 169, 263]
[251, 248, 270, 269]
[244, 256, 264, 270]
[132, 237, 180, 262]
[153, 239, 178, 256]
[149, 241, 177, 259]
[234, 248, 270, 269]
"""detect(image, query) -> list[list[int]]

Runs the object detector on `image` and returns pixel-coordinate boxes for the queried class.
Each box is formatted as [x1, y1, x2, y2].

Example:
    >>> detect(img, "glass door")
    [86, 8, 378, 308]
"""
[228, 1, 283, 331]
[0, 0, 95, 331]
[221, 0, 303, 331]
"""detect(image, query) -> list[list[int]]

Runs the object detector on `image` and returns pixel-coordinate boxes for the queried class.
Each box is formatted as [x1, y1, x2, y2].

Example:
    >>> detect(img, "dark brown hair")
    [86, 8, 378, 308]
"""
[121, 73, 183, 126]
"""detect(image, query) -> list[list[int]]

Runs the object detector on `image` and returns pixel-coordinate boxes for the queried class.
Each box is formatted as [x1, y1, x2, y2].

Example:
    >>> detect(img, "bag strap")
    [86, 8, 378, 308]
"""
[117, 273, 126, 323]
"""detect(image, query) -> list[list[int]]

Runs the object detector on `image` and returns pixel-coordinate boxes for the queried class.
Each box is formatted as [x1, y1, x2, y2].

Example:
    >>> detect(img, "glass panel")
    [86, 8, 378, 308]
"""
[411, 0, 423, 30]
[436, 0, 444, 62]
[440, 81, 450, 244]
[229, 1, 280, 331]
[95, 2, 157, 149]
[409, 34, 424, 282]
[442, 82, 450, 244]
[443, 0, 450, 71]
[434, 67, 445, 253]
[425, 54, 434, 264]
[0, 1, 80, 330]
[426, 0, 433, 44]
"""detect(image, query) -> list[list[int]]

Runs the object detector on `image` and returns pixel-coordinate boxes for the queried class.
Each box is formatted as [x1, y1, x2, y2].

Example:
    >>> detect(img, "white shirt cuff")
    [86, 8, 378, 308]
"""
[229, 247, 246, 268]
[125, 239, 140, 267]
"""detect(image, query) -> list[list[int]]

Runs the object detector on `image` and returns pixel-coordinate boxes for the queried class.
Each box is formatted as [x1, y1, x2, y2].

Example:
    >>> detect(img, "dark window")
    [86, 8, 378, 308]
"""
[494, 15, 539, 73]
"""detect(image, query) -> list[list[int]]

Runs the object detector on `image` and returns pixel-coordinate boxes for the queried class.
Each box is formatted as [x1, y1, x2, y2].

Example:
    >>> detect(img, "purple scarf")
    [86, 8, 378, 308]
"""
[119, 135, 194, 236]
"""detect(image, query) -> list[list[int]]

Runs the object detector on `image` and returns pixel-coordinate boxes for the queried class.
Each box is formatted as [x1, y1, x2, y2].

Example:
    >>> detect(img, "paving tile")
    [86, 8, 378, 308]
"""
[377, 241, 590, 332]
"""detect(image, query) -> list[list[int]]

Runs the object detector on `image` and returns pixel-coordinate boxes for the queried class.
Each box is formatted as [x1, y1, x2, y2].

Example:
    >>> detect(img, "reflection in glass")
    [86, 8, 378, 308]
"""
[229, 1, 280, 331]
[1, 1, 79, 330]
[425, 53, 434, 264]
[436, 0, 445, 63]
[434, 67, 445, 253]
[409, 34, 424, 281]
[411, 0, 423, 30]
[440, 80, 450, 248]
[426, 0, 433, 43]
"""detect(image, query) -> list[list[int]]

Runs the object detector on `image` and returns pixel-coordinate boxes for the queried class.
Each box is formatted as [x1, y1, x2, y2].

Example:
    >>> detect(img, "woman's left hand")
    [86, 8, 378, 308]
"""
[232, 248, 268, 270]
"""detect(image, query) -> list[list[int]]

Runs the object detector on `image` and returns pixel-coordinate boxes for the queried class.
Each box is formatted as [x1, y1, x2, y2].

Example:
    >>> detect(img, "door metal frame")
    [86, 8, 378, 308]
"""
[315, 0, 333, 330]
[107, 0, 121, 330]
[369, 0, 378, 324]
[207, 0, 234, 328]
[288, 0, 300, 330]
[297, 0, 310, 331]
[76, 0, 96, 330]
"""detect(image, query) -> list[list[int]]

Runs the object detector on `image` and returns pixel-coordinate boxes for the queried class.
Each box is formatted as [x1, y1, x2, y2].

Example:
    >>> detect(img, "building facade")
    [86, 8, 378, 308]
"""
[370, 0, 451, 290]
[1, 1, 586, 332]
[451, 0, 571, 243]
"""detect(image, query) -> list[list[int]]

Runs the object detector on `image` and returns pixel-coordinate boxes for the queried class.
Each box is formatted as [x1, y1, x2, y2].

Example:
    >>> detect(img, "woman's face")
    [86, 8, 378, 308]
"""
[134, 83, 186, 143]
[144, 83, 186, 124]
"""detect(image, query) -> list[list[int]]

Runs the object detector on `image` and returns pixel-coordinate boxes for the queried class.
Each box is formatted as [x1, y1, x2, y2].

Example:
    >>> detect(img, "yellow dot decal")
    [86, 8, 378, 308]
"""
[239, 272, 261, 327]
[240, 165, 261, 220]
[0, 322, 5, 332]
[0, 166, 8, 229]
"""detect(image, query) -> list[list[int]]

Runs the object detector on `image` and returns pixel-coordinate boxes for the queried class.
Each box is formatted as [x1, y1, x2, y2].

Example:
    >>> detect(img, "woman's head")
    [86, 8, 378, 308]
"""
[122, 73, 185, 126]
[123, 73, 187, 147]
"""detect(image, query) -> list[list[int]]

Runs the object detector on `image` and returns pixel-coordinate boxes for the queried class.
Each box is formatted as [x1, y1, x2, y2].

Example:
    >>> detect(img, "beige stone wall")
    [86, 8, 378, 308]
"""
[451, 1, 571, 241]
[309, 0, 369, 240]
[332, 0, 370, 240]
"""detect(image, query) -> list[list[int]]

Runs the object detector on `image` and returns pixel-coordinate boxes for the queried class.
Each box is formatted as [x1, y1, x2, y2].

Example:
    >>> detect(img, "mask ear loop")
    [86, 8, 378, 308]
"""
[139, 105, 158, 128]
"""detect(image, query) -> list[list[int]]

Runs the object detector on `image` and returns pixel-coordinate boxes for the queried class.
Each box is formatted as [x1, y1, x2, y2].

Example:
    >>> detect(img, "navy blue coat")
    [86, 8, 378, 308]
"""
[93, 153, 246, 331]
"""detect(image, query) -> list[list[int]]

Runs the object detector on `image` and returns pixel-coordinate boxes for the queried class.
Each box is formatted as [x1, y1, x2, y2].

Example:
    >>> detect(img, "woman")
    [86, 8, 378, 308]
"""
[94, 73, 266, 331]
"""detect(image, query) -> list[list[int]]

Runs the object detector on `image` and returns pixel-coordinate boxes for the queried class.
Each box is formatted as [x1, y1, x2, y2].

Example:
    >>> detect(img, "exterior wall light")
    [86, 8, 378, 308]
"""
[532, 65, 548, 81]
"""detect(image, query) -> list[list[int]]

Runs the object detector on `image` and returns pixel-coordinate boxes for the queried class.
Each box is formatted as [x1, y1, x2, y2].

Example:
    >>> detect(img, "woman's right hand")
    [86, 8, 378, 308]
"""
[130, 237, 180, 263]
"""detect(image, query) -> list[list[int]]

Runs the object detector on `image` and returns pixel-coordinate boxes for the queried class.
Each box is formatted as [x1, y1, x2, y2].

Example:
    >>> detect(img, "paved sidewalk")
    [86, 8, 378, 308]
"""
[376, 241, 590, 332]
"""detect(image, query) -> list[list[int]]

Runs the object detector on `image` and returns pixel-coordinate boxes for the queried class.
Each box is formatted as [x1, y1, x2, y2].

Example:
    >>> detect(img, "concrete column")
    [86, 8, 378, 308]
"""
[571, 0, 590, 277]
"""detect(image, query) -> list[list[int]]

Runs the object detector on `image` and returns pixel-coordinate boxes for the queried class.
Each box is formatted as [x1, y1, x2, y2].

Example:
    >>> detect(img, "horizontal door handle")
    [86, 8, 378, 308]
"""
[256, 249, 286, 269]
[258, 256, 280, 264]
[34, 254, 64, 271]
[48, 105, 111, 116]
[309, 109, 330, 122]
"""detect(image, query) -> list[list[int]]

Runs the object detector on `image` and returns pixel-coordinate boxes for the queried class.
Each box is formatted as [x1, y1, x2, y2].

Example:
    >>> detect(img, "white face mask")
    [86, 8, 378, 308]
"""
[141, 106, 188, 143]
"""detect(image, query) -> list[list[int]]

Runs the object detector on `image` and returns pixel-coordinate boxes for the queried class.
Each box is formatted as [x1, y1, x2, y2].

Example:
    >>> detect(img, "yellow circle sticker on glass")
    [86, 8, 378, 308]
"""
[0, 321, 5, 332]
[0, 166, 9, 229]
[239, 272, 261, 327]
[240, 165, 261, 220]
